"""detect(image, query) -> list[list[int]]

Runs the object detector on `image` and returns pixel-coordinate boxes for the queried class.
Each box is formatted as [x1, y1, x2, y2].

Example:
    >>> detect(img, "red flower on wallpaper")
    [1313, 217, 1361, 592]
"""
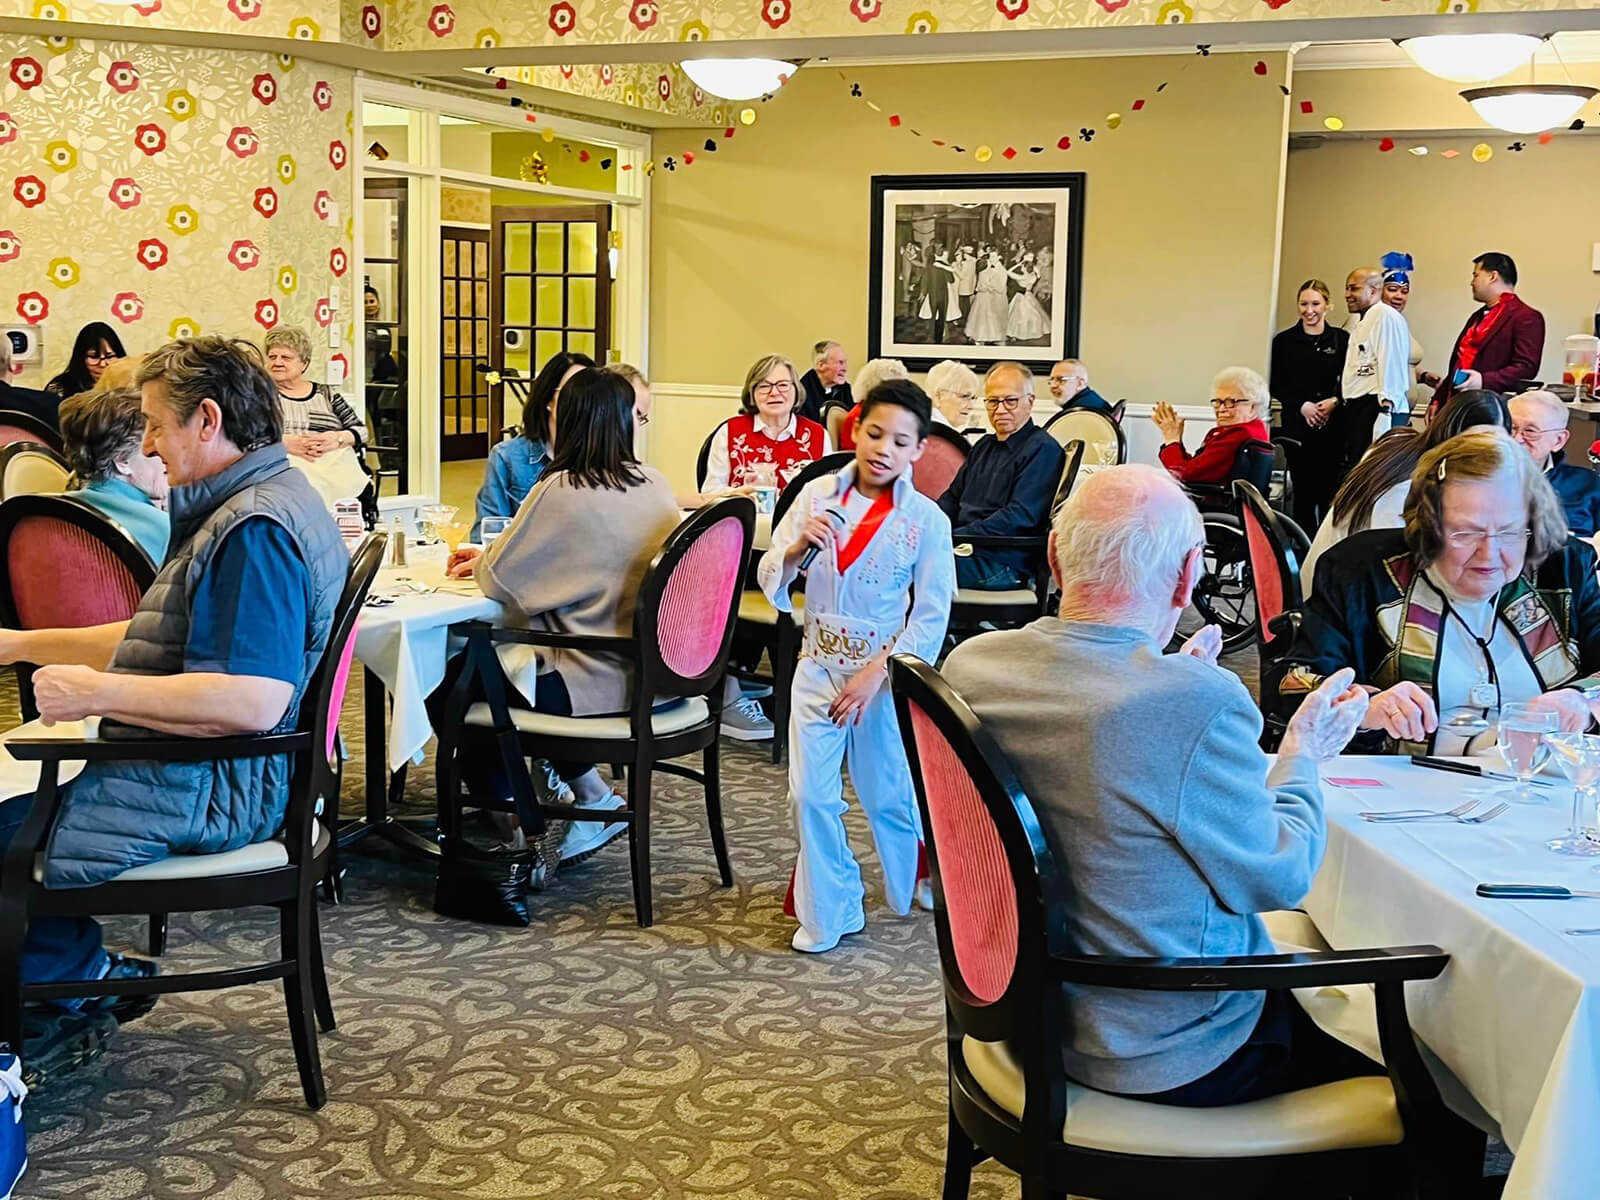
[131, 0, 161, 13]
[110, 292, 144, 324]
[254, 298, 279, 329]
[251, 72, 277, 105]
[850, 0, 883, 20]
[360, 5, 382, 37]
[136, 237, 168, 270]
[761, 0, 791, 29]
[329, 353, 349, 383]
[0, 114, 17, 148]
[12, 176, 45, 208]
[106, 61, 139, 94]
[16, 293, 48, 324]
[227, 0, 261, 20]
[329, 247, 348, 276]
[228, 239, 261, 269]
[314, 297, 333, 327]
[548, 2, 575, 36]
[133, 124, 166, 155]
[657, 74, 671, 102]
[8, 58, 43, 90]
[428, 4, 455, 36]
[0, 232, 19, 264]
[599, 64, 614, 87]
[328, 140, 347, 169]
[108, 177, 141, 209]
[312, 79, 333, 111]
[629, 1, 658, 30]
[561, 64, 574, 79]
[996, 0, 1029, 17]
[313, 189, 332, 220]
[226, 126, 259, 158]
[252, 187, 278, 218]
[1095, 0, 1130, 10]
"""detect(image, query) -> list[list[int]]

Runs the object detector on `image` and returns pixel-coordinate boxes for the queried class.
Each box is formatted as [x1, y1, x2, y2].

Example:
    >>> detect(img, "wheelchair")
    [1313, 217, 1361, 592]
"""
[1170, 439, 1309, 655]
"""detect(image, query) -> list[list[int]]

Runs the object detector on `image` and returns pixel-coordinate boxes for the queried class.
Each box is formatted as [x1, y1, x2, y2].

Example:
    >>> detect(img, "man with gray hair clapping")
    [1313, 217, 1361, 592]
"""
[942, 464, 1374, 1107]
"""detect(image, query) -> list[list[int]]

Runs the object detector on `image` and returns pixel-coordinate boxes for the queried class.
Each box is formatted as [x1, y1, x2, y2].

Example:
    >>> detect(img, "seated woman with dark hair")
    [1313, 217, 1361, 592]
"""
[57, 386, 170, 564]
[436, 367, 682, 873]
[472, 350, 594, 539]
[1270, 428, 1600, 756]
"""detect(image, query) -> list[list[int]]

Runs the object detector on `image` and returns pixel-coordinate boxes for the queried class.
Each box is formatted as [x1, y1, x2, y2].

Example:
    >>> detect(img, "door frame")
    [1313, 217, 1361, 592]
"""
[439, 224, 492, 462]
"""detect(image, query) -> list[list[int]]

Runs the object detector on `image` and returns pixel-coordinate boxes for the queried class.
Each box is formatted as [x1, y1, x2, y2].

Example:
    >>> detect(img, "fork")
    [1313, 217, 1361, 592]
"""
[1360, 799, 1483, 822]
[1457, 803, 1509, 825]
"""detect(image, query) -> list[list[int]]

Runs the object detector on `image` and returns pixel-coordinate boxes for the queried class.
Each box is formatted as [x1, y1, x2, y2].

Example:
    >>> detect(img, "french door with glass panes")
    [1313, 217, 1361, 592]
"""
[492, 205, 611, 434]
[440, 226, 492, 461]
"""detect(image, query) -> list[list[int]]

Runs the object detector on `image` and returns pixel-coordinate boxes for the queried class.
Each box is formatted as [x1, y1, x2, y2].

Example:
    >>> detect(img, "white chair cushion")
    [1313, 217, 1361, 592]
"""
[463, 697, 711, 741]
[738, 590, 803, 625]
[954, 587, 1037, 607]
[105, 821, 329, 883]
[962, 1036, 1403, 1157]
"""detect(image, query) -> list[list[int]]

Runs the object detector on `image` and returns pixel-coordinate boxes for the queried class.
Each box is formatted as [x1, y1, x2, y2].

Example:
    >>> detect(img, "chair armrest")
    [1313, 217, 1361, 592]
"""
[456, 620, 634, 655]
[1266, 611, 1302, 642]
[1048, 945, 1448, 992]
[6, 730, 311, 763]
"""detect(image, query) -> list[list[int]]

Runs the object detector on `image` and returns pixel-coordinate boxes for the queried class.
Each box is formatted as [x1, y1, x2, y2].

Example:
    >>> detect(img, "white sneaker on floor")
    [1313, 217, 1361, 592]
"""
[914, 879, 935, 911]
[721, 697, 774, 741]
[791, 915, 866, 954]
[559, 792, 629, 866]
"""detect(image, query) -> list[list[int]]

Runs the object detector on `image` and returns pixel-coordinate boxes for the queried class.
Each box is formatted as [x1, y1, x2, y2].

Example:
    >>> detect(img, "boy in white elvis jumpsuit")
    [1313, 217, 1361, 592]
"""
[758, 379, 956, 953]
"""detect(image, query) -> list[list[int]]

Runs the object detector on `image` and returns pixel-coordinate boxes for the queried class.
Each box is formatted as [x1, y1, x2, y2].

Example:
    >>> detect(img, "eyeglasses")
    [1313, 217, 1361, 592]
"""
[1444, 528, 1531, 551]
[753, 380, 794, 396]
[1510, 424, 1558, 439]
[85, 351, 116, 364]
[1211, 397, 1251, 410]
[984, 395, 1028, 410]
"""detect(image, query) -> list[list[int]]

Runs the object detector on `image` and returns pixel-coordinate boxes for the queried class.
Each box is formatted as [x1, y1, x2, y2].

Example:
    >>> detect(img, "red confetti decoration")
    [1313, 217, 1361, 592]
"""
[1131, 99, 1145, 111]
[1254, 61, 1268, 75]
[888, 114, 901, 127]
[1057, 136, 1071, 149]
[578, 149, 590, 162]
[1002, 146, 1017, 159]
[1539, 131, 1554, 144]
[1300, 100, 1314, 114]
[724, 127, 735, 138]
[525, 114, 538, 123]
[683, 151, 694, 164]
[621, 163, 633, 171]
[494, 78, 507, 90]
[1378, 137, 1395, 152]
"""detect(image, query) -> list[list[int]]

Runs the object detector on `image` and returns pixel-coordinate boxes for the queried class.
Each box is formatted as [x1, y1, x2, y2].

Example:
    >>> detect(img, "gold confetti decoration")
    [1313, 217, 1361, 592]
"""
[1472, 142, 1492, 162]
[541, 127, 556, 143]
[739, 107, 757, 126]
[1106, 113, 1122, 129]
[1323, 116, 1344, 132]
[974, 144, 993, 163]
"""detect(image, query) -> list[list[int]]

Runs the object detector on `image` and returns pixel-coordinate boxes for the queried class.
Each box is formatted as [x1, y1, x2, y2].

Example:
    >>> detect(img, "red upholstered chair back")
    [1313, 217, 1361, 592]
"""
[1233, 480, 1303, 647]
[0, 411, 64, 455]
[913, 424, 970, 502]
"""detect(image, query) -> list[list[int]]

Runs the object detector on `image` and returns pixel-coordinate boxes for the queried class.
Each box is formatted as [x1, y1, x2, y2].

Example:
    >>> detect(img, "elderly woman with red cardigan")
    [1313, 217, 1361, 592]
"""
[1154, 367, 1271, 487]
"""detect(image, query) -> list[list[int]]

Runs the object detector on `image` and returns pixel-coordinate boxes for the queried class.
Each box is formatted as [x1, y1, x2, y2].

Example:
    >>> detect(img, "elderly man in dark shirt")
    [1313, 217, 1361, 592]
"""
[0, 333, 59, 429]
[938, 361, 1066, 589]
[1510, 389, 1600, 537]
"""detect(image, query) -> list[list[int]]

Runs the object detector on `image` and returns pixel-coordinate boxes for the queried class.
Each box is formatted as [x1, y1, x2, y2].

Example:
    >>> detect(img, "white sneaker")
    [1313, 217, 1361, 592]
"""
[721, 696, 775, 741]
[559, 791, 629, 865]
[791, 915, 866, 954]
[914, 879, 935, 911]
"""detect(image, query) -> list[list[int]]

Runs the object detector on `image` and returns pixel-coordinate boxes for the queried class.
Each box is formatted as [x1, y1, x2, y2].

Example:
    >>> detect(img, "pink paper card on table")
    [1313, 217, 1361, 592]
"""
[1327, 777, 1387, 788]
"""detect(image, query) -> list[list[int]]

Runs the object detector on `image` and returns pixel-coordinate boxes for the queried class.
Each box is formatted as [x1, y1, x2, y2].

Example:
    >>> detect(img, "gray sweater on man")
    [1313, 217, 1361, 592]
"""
[942, 618, 1325, 1094]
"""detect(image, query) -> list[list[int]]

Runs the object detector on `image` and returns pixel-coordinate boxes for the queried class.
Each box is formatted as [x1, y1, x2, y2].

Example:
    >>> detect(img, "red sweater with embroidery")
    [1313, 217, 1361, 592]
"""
[726, 412, 827, 488]
[1158, 419, 1269, 486]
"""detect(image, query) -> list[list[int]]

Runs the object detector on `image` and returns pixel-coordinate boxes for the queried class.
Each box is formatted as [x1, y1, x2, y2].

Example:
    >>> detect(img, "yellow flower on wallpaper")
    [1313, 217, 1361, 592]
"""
[31, 0, 66, 20]
[275, 53, 296, 71]
[906, 11, 937, 34]
[47, 257, 79, 288]
[277, 154, 297, 183]
[42, 141, 76, 172]
[169, 317, 200, 340]
[167, 204, 199, 235]
[475, 28, 501, 49]
[1159, 0, 1194, 21]
[287, 18, 320, 41]
[679, 20, 709, 42]
[44, 35, 73, 56]
[277, 265, 298, 294]
[165, 89, 197, 121]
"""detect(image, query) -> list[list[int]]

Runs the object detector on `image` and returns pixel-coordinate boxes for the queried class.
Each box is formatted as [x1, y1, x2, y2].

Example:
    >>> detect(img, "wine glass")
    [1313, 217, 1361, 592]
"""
[1496, 702, 1558, 804]
[479, 516, 511, 546]
[1544, 733, 1600, 855]
[417, 503, 456, 547]
[439, 519, 470, 556]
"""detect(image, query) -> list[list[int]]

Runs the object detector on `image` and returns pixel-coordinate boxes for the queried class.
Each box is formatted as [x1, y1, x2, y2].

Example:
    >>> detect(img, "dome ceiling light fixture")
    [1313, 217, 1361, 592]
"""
[680, 58, 796, 101]
[1461, 83, 1598, 133]
[1397, 34, 1544, 83]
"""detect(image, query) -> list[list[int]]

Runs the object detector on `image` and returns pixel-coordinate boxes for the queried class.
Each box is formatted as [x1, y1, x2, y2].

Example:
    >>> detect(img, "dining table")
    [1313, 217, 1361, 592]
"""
[1305, 753, 1600, 1200]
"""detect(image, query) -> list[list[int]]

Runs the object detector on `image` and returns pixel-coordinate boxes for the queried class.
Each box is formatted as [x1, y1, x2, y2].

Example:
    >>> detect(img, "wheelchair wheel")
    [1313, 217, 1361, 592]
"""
[1172, 514, 1258, 655]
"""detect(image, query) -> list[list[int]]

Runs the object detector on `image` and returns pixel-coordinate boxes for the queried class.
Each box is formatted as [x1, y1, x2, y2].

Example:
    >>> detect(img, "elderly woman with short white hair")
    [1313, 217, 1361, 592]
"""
[832, 357, 909, 450]
[924, 359, 979, 429]
[1152, 366, 1271, 487]
[263, 326, 367, 460]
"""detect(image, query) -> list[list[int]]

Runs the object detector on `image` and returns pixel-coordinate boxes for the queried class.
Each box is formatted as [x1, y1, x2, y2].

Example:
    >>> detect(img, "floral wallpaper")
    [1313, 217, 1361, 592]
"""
[498, 62, 734, 124]
[0, 0, 341, 43]
[1, 35, 356, 385]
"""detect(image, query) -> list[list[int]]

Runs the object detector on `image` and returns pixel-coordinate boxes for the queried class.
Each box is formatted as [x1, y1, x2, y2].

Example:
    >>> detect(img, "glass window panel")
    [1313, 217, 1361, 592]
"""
[504, 224, 532, 273]
[457, 281, 472, 316]
[504, 276, 531, 326]
[476, 411, 491, 434]
[361, 103, 414, 165]
[443, 322, 457, 355]
[476, 241, 489, 275]
[535, 223, 564, 273]
[365, 262, 399, 323]
[535, 277, 563, 327]
[568, 331, 596, 359]
[567, 223, 597, 275]
[443, 240, 457, 277]
[567, 277, 596, 328]
[475, 321, 490, 356]
[475, 281, 489, 311]
[504, 332, 532, 378]
[442, 282, 457, 317]
[535, 329, 563, 364]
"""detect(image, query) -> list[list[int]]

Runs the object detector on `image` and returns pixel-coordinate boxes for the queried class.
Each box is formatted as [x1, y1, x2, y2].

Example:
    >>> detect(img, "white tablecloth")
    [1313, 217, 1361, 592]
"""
[352, 548, 501, 774]
[1304, 755, 1600, 1200]
[0, 719, 91, 802]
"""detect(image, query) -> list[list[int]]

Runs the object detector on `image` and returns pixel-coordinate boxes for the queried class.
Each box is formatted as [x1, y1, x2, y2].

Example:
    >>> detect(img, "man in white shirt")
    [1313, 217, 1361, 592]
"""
[1339, 266, 1412, 473]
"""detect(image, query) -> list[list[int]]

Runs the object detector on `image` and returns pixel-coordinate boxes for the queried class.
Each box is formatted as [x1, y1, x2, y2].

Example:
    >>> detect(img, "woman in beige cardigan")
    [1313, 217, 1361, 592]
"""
[436, 367, 682, 865]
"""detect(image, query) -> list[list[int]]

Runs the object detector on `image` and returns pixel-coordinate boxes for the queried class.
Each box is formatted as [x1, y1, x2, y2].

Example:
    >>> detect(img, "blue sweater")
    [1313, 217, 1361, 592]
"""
[473, 436, 547, 540]
[1547, 452, 1600, 538]
[937, 419, 1065, 571]
[65, 477, 170, 567]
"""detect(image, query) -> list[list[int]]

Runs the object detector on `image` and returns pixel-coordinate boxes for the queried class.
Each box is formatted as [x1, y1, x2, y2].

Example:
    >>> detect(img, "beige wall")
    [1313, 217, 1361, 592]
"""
[1288, 64, 1600, 134]
[645, 53, 1289, 484]
[1279, 134, 1600, 388]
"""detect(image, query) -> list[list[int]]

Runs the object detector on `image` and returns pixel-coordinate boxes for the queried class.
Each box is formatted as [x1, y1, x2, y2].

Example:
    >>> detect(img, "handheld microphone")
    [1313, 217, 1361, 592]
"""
[798, 506, 849, 570]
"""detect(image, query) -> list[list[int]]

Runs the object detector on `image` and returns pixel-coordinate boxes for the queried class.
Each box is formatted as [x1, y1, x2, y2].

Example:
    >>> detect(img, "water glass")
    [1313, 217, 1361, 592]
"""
[417, 503, 457, 546]
[479, 516, 511, 546]
[1544, 732, 1600, 855]
[1497, 703, 1558, 804]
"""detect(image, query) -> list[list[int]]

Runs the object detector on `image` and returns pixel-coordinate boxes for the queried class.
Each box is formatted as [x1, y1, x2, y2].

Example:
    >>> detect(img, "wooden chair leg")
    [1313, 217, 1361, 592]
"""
[941, 1108, 975, 1200]
[703, 736, 732, 887]
[307, 905, 336, 1034]
[147, 912, 168, 957]
[279, 900, 327, 1110]
[627, 753, 654, 928]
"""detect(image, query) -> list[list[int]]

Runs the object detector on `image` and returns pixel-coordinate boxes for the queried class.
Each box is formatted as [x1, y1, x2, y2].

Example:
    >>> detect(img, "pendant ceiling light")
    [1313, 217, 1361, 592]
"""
[1398, 34, 1543, 83]
[680, 58, 795, 101]
[1462, 83, 1598, 133]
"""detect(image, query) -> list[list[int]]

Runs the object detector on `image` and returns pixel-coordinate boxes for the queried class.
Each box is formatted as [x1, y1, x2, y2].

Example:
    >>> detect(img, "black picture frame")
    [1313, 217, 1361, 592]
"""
[867, 171, 1086, 373]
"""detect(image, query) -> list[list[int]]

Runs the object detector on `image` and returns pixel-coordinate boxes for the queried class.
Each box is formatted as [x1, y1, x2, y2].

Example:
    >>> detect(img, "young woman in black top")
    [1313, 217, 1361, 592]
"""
[45, 322, 127, 398]
[1270, 279, 1349, 531]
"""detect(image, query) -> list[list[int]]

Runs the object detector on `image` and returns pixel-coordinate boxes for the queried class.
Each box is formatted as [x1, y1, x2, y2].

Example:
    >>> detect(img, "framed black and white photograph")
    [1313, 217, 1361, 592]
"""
[867, 172, 1085, 372]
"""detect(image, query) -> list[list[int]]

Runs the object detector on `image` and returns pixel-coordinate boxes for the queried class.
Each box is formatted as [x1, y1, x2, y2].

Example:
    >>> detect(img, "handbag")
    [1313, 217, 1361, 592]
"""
[432, 836, 535, 927]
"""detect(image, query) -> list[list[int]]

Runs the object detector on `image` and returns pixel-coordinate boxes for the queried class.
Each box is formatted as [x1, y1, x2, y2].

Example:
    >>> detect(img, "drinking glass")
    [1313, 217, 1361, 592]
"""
[1496, 702, 1558, 804]
[417, 503, 456, 546]
[439, 520, 470, 556]
[479, 516, 511, 546]
[1544, 733, 1600, 855]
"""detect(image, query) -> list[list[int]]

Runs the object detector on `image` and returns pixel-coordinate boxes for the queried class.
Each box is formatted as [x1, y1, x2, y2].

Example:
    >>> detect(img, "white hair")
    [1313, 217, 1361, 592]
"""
[1212, 365, 1269, 415]
[0, 335, 10, 375]
[1511, 389, 1569, 429]
[812, 339, 841, 365]
[925, 359, 978, 401]
[1053, 359, 1088, 384]
[1052, 465, 1203, 618]
[852, 357, 908, 404]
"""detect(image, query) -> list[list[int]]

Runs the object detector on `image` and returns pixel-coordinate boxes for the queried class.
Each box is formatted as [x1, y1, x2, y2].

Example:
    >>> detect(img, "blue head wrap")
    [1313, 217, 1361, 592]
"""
[1380, 251, 1414, 287]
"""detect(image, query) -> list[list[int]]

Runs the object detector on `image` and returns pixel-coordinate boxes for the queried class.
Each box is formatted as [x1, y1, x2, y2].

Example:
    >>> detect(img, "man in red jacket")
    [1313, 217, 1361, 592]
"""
[1424, 252, 1545, 417]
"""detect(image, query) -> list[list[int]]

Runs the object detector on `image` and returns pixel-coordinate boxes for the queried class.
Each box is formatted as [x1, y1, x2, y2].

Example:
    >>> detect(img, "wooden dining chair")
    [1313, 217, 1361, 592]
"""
[1235, 480, 1312, 751]
[0, 444, 69, 501]
[0, 411, 63, 455]
[0, 533, 384, 1109]
[1043, 406, 1126, 467]
[438, 498, 754, 927]
[694, 417, 734, 491]
[913, 423, 970, 502]
[888, 653, 1486, 1200]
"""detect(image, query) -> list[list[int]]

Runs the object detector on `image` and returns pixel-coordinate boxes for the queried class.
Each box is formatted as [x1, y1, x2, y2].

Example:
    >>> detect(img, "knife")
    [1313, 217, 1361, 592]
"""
[1411, 755, 1555, 788]
[1476, 883, 1600, 900]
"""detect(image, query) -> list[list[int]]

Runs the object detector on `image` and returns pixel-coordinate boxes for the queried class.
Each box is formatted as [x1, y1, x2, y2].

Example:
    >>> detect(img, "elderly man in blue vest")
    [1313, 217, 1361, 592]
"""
[0, 336, 346, 1077]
